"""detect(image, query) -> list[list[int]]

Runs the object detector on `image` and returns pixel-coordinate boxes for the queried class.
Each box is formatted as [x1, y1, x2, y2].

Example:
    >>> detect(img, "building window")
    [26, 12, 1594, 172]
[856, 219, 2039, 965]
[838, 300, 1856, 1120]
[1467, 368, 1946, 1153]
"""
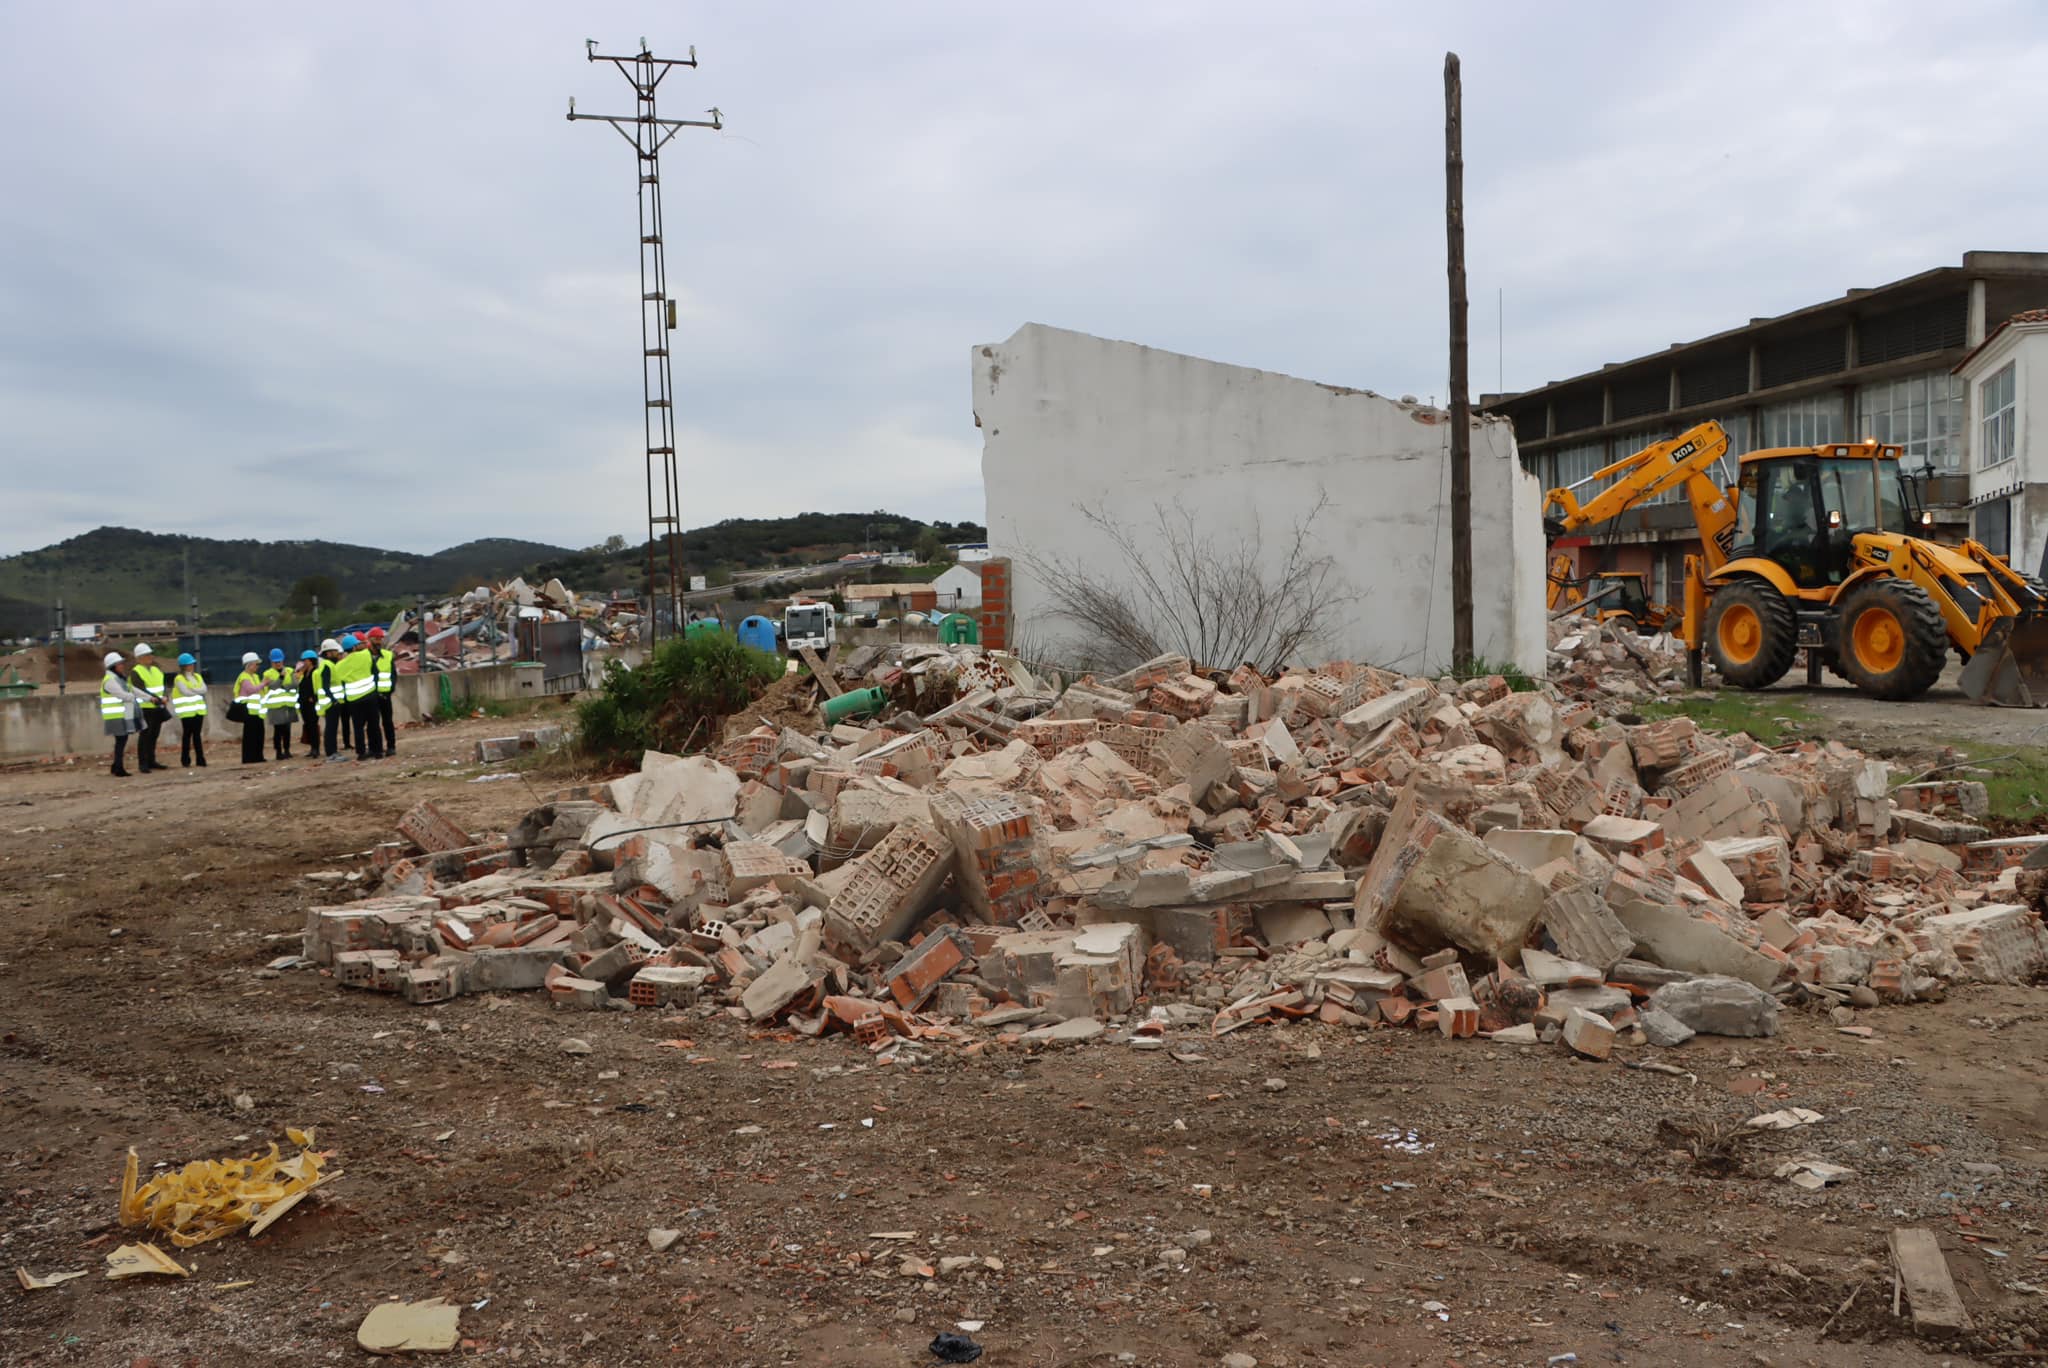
[1551, 441, 1606, 494]
[1759, 395, 1844, 448]
[1976, 497, 2012, 558]
[1981, 361, 2017, 470]
[1856, 373, 1964, 474]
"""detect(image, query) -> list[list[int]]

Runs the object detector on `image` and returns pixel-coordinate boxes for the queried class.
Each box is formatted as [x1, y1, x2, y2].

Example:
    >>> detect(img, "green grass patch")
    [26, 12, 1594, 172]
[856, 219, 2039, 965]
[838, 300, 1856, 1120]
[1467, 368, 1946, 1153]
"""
[1929, 740, 2048, 824]
[1450, 657, 1539, 693]
[1633, 693, 1819, 746]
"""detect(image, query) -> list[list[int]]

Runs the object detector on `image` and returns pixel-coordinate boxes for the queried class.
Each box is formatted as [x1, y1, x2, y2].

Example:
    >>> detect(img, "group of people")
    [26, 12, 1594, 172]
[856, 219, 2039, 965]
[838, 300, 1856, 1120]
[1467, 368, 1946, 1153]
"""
[99, 630, 399, 777]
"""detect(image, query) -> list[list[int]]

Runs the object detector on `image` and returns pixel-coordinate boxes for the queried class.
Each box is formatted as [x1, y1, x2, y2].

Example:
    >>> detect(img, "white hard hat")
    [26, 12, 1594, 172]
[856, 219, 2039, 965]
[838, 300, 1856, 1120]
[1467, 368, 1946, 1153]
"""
[134, 643, 154, 656]
[242, 652, 261, 664]
[320, 638, 342, 653]
[103, 651, 124, 668]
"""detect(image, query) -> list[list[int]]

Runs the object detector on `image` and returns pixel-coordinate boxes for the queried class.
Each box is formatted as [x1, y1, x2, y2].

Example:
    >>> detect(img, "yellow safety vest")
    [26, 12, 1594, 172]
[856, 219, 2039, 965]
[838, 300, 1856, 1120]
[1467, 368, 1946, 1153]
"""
[170, 672, 208, 718]
[132, 661, 167, 711]
[100, 671, 129, 720]
[261, 666, 297, 714]
[370, 646, 395, 695]
[234, 670, 269, 719]
[314, 659, 345, 716]
[339, 648, 375, 701]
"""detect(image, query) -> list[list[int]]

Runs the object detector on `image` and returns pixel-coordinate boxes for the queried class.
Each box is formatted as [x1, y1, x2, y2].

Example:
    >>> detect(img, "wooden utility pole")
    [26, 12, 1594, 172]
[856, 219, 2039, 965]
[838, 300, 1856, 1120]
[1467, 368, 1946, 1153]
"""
[1444, 52, 1474, 671]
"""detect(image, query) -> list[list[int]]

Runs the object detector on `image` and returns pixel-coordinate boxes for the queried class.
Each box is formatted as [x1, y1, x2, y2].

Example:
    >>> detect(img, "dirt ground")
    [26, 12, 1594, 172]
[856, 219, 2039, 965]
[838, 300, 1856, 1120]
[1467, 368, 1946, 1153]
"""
[1763, 659, 2048, 756]
[6, 710, 2048, 1366]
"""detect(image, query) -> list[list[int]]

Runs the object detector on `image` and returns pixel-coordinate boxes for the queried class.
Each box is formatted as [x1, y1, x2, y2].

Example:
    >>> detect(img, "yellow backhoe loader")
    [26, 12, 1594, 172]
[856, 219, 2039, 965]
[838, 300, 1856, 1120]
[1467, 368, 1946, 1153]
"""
[1542, 422, 2048, 704]
[1546, 554, 1669, 634]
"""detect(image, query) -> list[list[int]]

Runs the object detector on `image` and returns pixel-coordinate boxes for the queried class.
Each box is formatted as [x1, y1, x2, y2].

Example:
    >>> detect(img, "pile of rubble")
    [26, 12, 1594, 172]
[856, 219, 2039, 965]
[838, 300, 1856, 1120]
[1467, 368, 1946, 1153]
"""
[301, 633, 2048, 1058]
[1547, 617, 1696, 702]
[389, 576, 639, 673]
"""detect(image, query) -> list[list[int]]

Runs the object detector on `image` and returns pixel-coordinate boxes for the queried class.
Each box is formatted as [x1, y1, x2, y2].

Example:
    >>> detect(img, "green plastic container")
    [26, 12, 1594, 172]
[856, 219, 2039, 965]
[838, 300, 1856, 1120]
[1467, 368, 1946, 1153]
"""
[938, 613, 980, 646]
[823, 686, 887, 725]
[685, 618, 723, 639]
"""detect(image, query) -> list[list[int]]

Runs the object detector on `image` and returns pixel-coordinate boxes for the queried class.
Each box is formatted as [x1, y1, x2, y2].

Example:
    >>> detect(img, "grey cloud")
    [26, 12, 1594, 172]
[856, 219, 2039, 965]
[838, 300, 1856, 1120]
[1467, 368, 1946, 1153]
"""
[2, 1, 2045, 556]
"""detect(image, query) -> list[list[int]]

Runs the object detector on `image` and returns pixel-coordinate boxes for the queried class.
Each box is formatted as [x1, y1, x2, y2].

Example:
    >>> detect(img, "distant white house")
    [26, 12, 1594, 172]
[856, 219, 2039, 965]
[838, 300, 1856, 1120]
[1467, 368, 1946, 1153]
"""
[949, 543, 992, 564]
[931, 563, 982, 610]
[1959, 309, 2048, 576]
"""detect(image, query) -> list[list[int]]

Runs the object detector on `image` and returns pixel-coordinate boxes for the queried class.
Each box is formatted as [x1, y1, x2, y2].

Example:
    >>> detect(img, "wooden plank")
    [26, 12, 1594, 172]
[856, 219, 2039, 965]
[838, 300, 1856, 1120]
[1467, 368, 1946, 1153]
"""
[1889, 1226, 1970, 1334]
[797, 646, 843, 698]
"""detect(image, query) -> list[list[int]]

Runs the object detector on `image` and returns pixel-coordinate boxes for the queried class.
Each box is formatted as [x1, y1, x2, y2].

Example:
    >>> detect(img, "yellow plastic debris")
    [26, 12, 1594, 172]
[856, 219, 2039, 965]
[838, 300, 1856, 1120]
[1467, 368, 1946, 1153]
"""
[119, 1129, 334, 1248]
[105, 1244, 189, 1279]
[16, 1267, 88, 1290]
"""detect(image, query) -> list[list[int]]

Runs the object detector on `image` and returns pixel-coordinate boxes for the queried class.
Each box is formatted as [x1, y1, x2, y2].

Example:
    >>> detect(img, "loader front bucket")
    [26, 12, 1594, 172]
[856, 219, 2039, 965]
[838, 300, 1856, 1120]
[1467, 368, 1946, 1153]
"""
[1958, 615, 2048, 706]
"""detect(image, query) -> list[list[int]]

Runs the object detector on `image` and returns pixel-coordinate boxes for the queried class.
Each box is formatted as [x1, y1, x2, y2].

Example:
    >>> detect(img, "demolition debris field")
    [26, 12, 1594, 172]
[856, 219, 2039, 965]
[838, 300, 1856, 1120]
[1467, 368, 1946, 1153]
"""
[6, 712, 2048, 1365]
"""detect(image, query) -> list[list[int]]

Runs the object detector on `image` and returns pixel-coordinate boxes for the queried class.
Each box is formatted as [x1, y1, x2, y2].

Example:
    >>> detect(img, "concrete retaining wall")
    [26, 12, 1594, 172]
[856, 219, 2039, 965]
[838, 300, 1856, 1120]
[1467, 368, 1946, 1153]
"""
[973, 323, 1546, 675]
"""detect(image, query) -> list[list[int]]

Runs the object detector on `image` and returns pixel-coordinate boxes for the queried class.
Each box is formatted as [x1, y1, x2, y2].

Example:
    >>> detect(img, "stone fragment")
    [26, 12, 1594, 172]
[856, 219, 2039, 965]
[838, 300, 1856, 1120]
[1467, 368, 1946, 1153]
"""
[1647, 975, 1779, 1037]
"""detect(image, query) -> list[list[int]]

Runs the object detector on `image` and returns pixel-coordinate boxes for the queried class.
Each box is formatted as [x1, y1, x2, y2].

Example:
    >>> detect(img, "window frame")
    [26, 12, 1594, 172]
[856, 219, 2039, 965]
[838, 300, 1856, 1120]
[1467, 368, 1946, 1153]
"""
[1980, 361, 2017, 472]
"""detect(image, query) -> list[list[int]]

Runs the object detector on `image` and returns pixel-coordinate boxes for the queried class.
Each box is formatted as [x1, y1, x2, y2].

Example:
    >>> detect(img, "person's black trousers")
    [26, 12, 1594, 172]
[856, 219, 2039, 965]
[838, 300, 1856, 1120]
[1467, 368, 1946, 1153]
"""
[301, 699, 320, 754]
[138, 708, 166, 770]
[180, 717, 207, 767]
[241, 715, 266, 764]
[352, 699, 384, 759]
[272, 722, 293, 758]
[323, 706, 343, 756]
[111, 732, 130, 776]
[376, 694, 396, 753]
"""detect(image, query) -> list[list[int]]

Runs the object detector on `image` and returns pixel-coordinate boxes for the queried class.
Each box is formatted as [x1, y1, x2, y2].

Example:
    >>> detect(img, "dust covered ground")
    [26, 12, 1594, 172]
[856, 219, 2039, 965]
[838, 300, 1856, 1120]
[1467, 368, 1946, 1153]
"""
[4, 710, 2048, 1366]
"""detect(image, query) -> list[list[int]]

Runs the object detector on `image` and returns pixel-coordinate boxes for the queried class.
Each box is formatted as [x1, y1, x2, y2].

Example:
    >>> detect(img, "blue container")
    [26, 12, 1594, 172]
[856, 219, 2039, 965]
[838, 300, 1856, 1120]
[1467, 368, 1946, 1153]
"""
[737, 615, 780, 654]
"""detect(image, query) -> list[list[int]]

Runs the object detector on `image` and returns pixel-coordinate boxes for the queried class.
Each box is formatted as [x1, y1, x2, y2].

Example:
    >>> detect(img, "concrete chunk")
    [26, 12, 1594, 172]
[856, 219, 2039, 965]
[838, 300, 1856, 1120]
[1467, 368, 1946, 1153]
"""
[1539, 886, 1633, 974]
[1357, 786, 1544, 965]
[1561, 1006, 1615, 1059]
[1484, 827, 1577, 871]
[1637, 1005, 1696, 1047]
[1647, 975, 1779, 1037]
[1611, 901, 1780, 990]
[1921, 904, 2048, 983]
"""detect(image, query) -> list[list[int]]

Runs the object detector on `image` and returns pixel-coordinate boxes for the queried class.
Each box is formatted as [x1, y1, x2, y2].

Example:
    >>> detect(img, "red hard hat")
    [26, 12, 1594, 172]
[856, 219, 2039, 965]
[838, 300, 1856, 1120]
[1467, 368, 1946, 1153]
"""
[368, 627, 387, 640]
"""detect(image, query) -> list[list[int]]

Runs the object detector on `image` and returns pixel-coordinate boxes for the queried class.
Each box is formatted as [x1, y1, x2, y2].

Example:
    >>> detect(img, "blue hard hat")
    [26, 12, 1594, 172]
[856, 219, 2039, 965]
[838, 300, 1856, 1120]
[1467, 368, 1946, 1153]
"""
[177, 653, 196, 666]
[340, 634, 359, 649]
[270, 648, 285, 662]
[300, 649, 318, 661]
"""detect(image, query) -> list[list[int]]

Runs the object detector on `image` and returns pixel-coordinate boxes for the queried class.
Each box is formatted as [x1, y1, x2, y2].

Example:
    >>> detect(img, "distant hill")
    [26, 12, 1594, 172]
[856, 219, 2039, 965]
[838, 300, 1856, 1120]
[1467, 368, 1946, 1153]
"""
[0, 528, 569, 635]
[524, 511, 988, 591]
[0, 513, 988, 636]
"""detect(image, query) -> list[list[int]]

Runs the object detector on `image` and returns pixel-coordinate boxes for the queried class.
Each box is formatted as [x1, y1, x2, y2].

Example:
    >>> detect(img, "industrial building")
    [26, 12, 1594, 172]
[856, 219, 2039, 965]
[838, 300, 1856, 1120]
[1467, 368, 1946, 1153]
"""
[1483, 251, 2048, 597]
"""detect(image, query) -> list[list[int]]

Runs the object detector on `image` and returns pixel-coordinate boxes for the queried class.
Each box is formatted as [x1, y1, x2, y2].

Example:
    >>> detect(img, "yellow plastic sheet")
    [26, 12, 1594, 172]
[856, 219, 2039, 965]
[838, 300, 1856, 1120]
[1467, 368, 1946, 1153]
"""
[119, 1128, 334, 1248]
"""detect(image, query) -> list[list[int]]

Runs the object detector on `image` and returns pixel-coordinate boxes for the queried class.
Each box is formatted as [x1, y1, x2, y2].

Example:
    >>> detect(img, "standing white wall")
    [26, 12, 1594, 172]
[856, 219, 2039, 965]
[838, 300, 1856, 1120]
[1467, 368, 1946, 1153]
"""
[973, 323, 1545, 674]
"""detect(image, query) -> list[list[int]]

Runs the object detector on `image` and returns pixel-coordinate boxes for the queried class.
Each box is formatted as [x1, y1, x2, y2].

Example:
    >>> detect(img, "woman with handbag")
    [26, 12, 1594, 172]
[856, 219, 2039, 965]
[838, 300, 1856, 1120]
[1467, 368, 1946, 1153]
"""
[99, 650, 142, 778]
[232, 652, 269, 765]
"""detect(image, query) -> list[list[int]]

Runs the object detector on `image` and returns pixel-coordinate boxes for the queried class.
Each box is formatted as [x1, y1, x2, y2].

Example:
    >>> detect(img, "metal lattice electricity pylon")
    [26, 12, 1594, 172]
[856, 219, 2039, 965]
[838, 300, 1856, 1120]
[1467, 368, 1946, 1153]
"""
[569, 39, 722, 642]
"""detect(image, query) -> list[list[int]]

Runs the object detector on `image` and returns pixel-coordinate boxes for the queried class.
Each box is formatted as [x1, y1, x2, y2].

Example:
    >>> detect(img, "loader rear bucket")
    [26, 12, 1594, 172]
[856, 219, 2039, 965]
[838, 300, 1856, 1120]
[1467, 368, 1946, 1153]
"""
[1958, 615, 2048, 706]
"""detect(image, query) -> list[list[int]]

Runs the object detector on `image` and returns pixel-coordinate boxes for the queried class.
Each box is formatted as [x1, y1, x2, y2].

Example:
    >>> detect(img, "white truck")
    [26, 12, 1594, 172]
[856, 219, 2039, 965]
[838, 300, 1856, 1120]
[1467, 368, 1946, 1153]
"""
[782, 601, 836, 653]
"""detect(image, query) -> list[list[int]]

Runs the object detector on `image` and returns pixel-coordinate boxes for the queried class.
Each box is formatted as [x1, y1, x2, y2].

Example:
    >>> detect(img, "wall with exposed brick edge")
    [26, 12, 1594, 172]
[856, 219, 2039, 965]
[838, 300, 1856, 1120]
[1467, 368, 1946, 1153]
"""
[972, 323, 1544, 674]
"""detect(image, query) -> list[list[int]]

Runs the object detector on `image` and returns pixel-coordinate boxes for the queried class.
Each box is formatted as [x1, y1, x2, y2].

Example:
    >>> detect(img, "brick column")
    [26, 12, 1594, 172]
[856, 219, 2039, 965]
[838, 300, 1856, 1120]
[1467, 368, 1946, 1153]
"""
[978, 557, 1011, 651]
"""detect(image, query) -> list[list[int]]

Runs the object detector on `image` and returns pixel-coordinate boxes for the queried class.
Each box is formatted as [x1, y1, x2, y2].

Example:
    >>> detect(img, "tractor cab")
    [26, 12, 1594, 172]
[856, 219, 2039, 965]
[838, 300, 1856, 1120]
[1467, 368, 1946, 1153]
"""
[1589, 572, 1650, 622]
[1730, 441, 1915, 590]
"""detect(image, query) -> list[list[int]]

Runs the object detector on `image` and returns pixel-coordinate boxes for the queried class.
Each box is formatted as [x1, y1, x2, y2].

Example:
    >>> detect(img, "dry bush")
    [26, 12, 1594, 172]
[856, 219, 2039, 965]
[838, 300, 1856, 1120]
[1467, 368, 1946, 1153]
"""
[1021, 493, 1354, 673]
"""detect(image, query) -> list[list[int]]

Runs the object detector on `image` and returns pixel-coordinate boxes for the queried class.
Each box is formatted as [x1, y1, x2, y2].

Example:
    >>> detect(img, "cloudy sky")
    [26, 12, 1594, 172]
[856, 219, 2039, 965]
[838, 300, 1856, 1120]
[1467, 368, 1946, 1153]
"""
[3, 1, 2044, 558]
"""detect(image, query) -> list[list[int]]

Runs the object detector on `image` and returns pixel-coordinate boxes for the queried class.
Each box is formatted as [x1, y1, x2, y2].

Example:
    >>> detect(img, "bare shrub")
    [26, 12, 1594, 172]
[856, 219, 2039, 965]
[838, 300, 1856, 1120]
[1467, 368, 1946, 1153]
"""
[1021, 493, 1353, 673]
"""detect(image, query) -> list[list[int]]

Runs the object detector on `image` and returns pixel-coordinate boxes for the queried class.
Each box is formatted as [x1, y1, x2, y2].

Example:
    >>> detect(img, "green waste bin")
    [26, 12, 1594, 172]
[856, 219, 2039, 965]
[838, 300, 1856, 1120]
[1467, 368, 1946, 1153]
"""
[938, 613, 980, 646]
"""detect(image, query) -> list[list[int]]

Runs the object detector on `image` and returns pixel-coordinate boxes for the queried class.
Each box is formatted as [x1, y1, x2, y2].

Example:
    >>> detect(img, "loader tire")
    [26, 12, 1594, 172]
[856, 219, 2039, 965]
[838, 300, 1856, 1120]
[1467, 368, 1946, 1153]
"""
[1705, 580, 1798, 689]
[1836, 578, 1947, 701]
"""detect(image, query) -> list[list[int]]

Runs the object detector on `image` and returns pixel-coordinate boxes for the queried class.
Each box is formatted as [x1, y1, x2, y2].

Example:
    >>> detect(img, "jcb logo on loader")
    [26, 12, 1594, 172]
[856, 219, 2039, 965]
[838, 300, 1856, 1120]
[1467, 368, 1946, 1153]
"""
[1668, 442, 1697, 462]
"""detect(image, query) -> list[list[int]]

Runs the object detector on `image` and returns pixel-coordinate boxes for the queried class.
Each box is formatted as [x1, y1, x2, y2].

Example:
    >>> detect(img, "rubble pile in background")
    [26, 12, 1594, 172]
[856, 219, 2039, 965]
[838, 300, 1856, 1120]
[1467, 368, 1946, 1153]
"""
[389, 576, 640, 674]
[300, 631, 2048, 1058]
